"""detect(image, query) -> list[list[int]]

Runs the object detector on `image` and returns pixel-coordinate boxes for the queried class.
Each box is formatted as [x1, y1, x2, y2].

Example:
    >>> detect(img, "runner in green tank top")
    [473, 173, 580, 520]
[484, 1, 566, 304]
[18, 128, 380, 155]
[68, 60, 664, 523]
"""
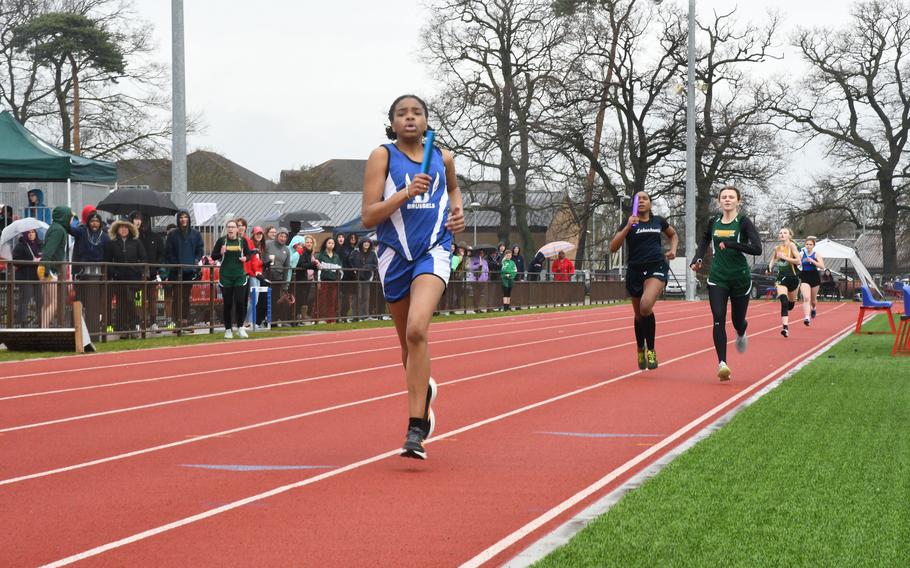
[705, 215, 753, 297]
[769, 227, 801, 338]
[691, 186, 763, 381]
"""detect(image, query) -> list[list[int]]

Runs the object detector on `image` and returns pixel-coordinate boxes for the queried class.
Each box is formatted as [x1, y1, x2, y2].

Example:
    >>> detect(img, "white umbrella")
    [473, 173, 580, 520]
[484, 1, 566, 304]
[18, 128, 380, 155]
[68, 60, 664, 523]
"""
[0, 218, 49, 260]
[536, 240, 575, 258]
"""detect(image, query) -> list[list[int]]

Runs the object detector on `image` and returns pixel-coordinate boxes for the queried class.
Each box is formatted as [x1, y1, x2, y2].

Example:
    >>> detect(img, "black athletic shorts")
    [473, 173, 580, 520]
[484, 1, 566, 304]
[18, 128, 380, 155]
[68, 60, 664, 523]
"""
[502, 283, 513, 297]
[800, 270, 821, 287]
[625, 260, 669, 298]
[776, 274, 800, 292]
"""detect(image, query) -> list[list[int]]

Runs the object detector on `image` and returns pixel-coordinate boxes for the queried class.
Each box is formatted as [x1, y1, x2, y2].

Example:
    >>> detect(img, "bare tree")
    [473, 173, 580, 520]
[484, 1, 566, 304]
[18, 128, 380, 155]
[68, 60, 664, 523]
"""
[539, 2, 686, 265]
[768, 0, 910, 275]
[423, 0, 569, 252]
[684, 9, 785, 242]
[0, 0, 179, 160]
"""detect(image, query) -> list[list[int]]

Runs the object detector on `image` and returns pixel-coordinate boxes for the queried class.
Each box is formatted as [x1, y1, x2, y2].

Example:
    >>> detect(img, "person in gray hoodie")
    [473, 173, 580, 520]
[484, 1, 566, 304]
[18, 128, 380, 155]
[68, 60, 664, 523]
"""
[266, 227, 292, 322]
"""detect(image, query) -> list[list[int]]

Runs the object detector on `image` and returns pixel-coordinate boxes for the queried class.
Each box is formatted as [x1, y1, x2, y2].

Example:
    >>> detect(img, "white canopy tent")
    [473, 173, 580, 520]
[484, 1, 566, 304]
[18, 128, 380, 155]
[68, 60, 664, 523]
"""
[813, 239, 879, 295]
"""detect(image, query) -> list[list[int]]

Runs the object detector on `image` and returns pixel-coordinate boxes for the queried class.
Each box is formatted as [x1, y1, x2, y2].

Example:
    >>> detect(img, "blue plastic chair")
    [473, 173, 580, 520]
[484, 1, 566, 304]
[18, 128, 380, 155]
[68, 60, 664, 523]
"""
[856, 285, 895, 334]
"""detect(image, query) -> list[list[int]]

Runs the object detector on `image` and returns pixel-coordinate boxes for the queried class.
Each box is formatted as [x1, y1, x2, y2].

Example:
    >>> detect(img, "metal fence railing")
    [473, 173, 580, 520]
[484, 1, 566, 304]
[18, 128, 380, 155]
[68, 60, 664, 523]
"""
[0, 261, 615, 341]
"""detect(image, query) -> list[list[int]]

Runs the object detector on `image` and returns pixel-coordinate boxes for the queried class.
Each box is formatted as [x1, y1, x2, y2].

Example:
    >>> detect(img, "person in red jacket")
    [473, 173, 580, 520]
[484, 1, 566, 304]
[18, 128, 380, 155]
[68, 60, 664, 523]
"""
[551, 251, 575, 281]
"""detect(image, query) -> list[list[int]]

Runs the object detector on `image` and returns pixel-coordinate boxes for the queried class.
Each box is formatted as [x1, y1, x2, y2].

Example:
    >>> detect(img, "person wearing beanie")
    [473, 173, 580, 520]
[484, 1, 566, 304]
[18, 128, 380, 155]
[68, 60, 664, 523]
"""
[164, 210, 204, 328]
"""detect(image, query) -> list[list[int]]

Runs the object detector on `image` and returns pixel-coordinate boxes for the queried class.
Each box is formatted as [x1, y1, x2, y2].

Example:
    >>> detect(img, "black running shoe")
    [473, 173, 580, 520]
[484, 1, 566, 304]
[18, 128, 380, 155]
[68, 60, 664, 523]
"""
[400, 426, 427, 460]
[811, 308, 817, 319]
[424, 378, 437, 438]
[803, 318, 810, 327]
[781, 325, 789, 338]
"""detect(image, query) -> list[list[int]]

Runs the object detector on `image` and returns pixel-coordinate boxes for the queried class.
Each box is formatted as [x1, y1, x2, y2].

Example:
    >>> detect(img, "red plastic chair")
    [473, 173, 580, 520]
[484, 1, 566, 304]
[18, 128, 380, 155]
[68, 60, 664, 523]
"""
[892, 287, 910, 356]
[855, 286, 896, 334]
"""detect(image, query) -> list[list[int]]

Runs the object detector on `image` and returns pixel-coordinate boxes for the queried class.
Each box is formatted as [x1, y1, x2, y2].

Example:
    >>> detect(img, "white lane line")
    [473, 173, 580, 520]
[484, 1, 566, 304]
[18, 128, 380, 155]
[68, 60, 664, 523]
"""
[2, 309, 651, 401]
[0, 306, 638, 381]
[38, 313, 796, 567]
[1, 312, 748, 487]
[463, 312, 852, 567]
[0, 310, 718, 431]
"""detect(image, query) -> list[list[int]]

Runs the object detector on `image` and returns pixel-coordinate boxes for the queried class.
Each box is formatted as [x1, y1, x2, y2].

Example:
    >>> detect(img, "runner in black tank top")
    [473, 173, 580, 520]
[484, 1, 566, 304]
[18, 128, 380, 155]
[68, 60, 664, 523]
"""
[610, 191, 678, 371]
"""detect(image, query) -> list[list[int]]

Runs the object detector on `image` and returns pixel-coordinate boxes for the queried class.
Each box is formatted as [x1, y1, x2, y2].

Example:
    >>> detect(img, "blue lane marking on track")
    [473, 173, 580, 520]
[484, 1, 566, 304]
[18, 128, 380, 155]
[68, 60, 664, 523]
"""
[180, 464, 337, 471]
[536, 432, 664, 438]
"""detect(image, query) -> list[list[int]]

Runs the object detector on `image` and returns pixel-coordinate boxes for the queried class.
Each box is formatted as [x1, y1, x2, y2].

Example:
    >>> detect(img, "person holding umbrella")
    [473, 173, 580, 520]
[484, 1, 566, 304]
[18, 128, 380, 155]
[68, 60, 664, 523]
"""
[12, 229, 42, 326]
[552, 251, 575, 281]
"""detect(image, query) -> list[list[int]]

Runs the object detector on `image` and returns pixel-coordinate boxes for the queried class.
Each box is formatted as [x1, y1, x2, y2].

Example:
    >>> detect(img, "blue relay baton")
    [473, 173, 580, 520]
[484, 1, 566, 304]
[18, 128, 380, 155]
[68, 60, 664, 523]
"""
[420, 131, 436, 174]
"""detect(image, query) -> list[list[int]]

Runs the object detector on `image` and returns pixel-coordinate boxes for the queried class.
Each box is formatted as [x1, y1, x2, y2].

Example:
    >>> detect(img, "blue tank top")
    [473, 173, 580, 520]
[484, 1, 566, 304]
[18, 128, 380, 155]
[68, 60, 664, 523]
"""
[801, 249, 817, 271]
[376, 143, 452, 261]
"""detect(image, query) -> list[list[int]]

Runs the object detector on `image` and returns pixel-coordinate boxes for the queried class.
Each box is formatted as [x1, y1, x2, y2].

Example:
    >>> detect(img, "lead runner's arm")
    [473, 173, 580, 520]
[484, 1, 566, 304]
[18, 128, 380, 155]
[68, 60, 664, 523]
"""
[722, 215, 763, 256]
[442, 149, 465, 233]
[361, 146, 428, 229]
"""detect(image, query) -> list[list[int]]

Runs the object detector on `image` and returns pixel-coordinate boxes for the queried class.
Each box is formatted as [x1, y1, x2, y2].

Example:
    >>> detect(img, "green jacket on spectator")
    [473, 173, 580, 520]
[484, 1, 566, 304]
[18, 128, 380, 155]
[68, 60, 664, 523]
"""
[41, 206, 73, 277]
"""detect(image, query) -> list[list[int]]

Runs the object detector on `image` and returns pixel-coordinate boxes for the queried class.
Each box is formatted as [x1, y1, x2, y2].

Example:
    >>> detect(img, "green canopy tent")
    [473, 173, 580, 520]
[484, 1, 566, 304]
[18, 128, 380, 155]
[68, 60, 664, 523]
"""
[0, 111, 117, 205]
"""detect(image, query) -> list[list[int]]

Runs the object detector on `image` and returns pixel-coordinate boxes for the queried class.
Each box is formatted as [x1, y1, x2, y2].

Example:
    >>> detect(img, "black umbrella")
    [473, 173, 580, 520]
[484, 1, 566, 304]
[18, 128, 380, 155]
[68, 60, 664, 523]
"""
[96, 188, 179, 217]
[278, 210, 328, 225]
[332, 216, 373, 237]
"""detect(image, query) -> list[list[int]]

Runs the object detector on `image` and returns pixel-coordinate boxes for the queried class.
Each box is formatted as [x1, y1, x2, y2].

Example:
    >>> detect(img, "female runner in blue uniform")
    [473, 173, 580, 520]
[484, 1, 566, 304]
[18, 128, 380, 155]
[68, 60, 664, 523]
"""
[361, 94, 465, 460]
[798, 236, 825, 326]
[609, 191, 678, 370]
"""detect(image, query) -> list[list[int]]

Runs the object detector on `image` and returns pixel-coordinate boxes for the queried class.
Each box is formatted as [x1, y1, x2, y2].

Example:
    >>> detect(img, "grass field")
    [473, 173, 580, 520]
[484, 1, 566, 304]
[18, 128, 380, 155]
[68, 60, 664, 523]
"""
[0, 303, 612, 363]
[537, 315, 909, 567]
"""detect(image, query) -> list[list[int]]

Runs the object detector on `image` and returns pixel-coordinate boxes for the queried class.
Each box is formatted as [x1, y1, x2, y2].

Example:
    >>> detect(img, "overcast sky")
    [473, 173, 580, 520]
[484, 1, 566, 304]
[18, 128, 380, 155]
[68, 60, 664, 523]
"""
[131, 0, 858, 184]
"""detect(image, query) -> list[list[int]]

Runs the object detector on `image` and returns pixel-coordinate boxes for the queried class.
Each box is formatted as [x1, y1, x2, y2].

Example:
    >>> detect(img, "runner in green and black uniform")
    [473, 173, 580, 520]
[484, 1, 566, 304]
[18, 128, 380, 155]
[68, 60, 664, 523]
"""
[691, 186, 762, 381]
[610, 191, 678, 370]
[769, 227, 801, 338]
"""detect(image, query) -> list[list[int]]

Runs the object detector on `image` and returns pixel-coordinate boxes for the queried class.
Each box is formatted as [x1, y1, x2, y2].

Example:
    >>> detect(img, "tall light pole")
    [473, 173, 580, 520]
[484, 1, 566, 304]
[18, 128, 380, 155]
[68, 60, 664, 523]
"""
[470, 201, 481, 247]
[653, 0, 696, 300]
[171, 0, 187, 208]
[684, 0, 697, 301]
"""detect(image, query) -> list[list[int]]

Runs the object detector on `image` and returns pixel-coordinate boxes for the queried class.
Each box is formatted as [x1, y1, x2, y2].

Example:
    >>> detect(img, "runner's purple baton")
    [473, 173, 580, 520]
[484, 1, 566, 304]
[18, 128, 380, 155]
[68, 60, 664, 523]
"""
[631, 194, 640, 227]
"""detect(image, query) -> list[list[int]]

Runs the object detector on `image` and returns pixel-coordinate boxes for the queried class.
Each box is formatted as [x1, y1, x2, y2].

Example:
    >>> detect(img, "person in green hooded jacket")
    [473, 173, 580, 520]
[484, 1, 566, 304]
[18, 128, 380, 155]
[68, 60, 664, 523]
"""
[39, 205, 74, 326]
[500, 248, 517, 311]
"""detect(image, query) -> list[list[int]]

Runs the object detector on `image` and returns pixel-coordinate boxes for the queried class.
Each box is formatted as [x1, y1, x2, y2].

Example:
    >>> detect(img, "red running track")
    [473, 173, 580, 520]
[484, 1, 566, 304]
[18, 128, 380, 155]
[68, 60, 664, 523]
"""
[0, 301, 856, 567]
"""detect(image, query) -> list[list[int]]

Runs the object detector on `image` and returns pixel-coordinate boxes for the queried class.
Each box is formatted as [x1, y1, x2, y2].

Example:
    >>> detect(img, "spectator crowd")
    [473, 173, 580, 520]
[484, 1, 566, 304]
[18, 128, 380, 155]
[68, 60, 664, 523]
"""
[2, 190, 578, 337]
